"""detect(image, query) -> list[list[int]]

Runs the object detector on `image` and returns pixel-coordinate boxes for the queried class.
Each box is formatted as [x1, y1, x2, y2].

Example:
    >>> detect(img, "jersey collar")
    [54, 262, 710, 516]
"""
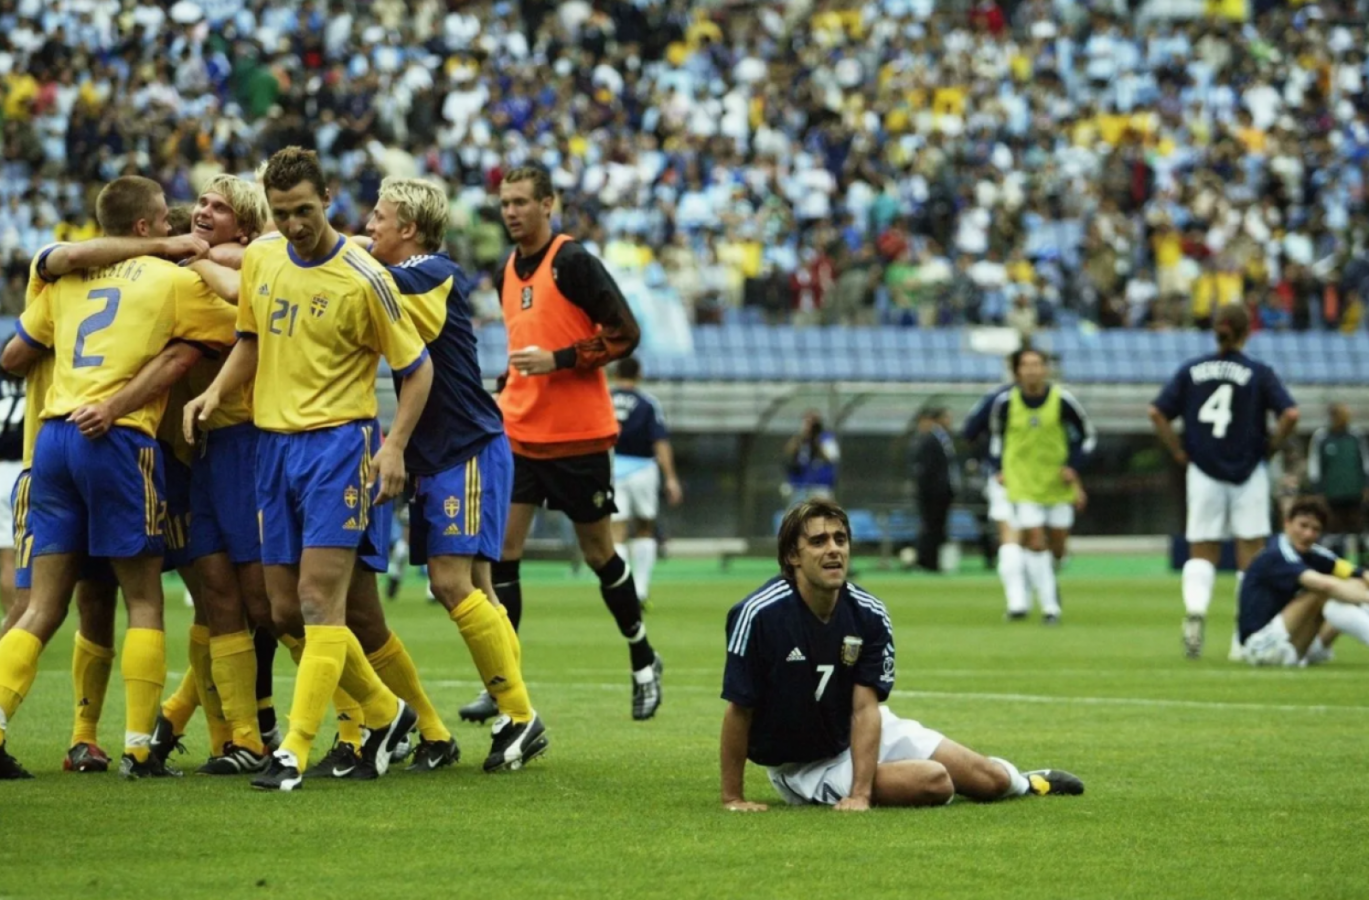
[288, 234, 346, 269]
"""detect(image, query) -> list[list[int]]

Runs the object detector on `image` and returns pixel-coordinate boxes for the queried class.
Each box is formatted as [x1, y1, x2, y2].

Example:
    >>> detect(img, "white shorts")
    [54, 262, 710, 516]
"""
[1186, 463, 1271, 543]
[1241, 613, 1300, 667]
[766, 706, 945, 806]
[0, 460, 22, 550]
[986, 478, 1013, 524]
[1013, 501, 1074, 531]
[611, 464, 660, 523]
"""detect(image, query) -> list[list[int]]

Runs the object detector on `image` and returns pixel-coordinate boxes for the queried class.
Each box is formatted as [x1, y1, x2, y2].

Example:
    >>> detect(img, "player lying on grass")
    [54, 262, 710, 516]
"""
[719, 498, 1084, 811]
[1237, 496, 1369, 667]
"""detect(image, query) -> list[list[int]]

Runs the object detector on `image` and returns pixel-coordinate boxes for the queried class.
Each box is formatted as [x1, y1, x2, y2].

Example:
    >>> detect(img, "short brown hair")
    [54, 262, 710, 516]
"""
[262, 146, 327, 199]
[1286, 496, 1329, 529]
[1214, 304, 1250, 352]
[777, 499, 852, 579]
[501, 166, 555, 201]
[95, 176, 164, 236]
[166, 204, 193, 237]
[1010, 346, 1045, 375]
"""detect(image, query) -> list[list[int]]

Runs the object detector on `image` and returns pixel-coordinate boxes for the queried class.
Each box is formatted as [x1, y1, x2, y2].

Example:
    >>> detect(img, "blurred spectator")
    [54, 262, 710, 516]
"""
[783, 410, 840, 502]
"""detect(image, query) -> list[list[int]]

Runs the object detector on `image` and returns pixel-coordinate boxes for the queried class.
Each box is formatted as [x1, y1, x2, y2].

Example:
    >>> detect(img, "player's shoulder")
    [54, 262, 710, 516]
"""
[727, 577, 794, 635]
[845, 582, 894, 633]
[389, 251, 463, 292]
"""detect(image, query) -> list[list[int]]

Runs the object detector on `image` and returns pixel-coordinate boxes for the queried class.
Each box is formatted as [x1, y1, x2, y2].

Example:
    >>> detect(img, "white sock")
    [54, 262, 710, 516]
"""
[1181, 559, 1216, 617]
[629, 537, 658, 601]
[1025, 550, 1059, 616]
[1228, 572, 1245, 658]
[997, 544, 1029, 614]
[614, 543, 627, 567]
[990, 756, 1030, 798]
[1324, 601, 1369, 646]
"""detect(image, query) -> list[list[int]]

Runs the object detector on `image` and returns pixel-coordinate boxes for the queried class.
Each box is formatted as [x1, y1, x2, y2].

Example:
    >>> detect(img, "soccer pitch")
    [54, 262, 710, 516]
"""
[3, 556, 1367, 900]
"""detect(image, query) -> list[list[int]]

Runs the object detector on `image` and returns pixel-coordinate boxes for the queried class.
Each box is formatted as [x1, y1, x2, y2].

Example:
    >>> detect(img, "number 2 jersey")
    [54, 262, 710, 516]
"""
[1152, 350, 1295, 485]
[723, 576, 895, 767]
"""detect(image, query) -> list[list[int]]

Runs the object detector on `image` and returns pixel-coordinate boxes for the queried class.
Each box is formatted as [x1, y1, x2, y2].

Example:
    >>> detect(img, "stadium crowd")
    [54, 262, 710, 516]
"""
[3, 0, 1369, 333]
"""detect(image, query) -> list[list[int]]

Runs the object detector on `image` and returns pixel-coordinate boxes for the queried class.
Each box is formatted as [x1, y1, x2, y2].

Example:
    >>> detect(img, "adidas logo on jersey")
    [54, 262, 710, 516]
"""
[343, 517, 361, 531]
[444, 524, 461, 536]
[786, 647, 806, 662]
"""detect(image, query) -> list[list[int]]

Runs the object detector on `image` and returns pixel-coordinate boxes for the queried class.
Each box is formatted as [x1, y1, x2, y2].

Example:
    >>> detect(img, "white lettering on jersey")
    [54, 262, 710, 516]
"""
[1189, 360, 1253, 386]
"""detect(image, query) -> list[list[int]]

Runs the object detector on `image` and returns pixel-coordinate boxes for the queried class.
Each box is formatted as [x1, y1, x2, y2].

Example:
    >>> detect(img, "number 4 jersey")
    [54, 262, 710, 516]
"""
[1153, 350, 1296, 485]
[17, 244, 237, 438]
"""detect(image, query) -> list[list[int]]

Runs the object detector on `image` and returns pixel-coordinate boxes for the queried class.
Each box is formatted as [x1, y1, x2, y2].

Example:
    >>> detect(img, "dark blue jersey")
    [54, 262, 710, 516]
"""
[386, 251, 504, 475]
[1153, 351, 1295, 484]
[722, 577, 895, 767]
[962, 384, 1012, 472]
[1238, 536, 1351, 640]
[611, 386, 667, 460]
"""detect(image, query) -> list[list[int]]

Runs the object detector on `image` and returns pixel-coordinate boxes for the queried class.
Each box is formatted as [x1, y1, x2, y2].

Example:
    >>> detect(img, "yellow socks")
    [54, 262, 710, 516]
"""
[121, 628, 166, 762]
[0, 629, 44, 745]
[279, 625, 348, 765]
[187, 624, 230, 754]
[279, 632, 304, 666]
[70, 633, 115, 747]
[336, 630, 400, 730]
[210, 631, 263, 754]
[454, 590, 532, 723]
[332, 688, 364, 747]
[368, 632, 451, 742]
[162, 625, 201, 734]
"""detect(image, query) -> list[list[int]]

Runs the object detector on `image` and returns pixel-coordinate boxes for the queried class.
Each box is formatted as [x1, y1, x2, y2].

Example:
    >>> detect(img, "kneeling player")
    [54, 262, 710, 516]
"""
[719, 500, 1083, 811]
[1237, 497, 1369, 666]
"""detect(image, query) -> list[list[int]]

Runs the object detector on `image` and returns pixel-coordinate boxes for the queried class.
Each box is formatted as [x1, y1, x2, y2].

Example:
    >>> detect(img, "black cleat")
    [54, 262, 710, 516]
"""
[1043, 614, 1061, 627]
[0, 745, 34, 780]
[150, 713, 186, 765]
[483, 714, 549, 773]
[632, 654, 663, 721]
[407, 738, 460, 772]
[1006, 611, 1029, 622]
[1183, 614, 1205, 659]
[1025, 769, 1084, 796]
[459, 689, 499, 724]
[355, 700, 417, 779]
[306, 735, 359, 778]
[251, 750, 303, 791]
[261, 725, 283, 753]
[198, 743, 269, 775]
[63, 742, 111, 773]
[119, 753, 183, 780]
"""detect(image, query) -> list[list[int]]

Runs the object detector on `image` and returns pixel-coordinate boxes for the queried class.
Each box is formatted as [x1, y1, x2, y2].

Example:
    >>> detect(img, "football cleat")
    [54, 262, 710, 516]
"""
[1183, 614, 1205, 659]
[406, 738, 460, 772]
[1006, 611, 1029, 622]
[198, 743, 269, 775]
[1025, 769, 1084, 796]
[631, 654, 664, 721]
[251, 750, 303, 792]
[390, 732, 415, 765]
[355, 699, 417, 779]
[0, 745, 34, 780]
[63, 742, 111, 773]
[1042, 614, 1061, 627]
[459, 689, 499, 724]
[306, 735, 359, 779]
[149, 713, 186, 764]
[483, 714, 548, 773]
[119, 753, 183, 780]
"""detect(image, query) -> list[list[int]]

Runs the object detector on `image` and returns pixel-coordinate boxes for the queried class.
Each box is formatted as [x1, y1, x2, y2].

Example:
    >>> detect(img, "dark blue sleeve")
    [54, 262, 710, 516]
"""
[1273, 557, 1310, 596]
[385, 258, 456, 296]
[1153, 369, 1185, 419]
[649, 399, 668, 442]
[35, 244, 62, 284]
[1059, 390, 1096, 470]
[1306, 546, 1340, 576]
[853, 607, 895, 701]
[1260, 365, 1295, 416]
[721, 605, 761, 707]
[962, 390, 996, 441]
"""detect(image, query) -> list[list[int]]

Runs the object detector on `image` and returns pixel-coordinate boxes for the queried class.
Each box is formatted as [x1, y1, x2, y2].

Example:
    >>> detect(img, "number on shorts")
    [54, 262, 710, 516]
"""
[1197, 383, 1234, 439]
[73, 288, 121, 368]
[815, 664, 834, 701]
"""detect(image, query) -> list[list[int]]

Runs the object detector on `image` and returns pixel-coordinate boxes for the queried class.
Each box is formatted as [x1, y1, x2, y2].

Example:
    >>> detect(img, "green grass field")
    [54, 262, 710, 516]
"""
[3, 555, 1368, 900]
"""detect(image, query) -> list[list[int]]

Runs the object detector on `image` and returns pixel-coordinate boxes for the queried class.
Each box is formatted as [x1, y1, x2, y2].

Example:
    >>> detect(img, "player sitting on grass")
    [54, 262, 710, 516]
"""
[719, 498, 1084, 811]
[1237, 496, 1369, 667]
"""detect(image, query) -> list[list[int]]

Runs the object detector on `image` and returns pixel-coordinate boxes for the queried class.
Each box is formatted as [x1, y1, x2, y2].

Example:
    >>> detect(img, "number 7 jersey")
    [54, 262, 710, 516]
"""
[1153, 350, 1296, 484]
[17, 247, 237, 438]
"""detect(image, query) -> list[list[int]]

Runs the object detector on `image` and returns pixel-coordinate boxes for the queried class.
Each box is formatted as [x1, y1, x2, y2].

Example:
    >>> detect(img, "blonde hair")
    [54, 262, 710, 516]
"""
[378, 176, 450, 252]
[200, 174, 270, 241]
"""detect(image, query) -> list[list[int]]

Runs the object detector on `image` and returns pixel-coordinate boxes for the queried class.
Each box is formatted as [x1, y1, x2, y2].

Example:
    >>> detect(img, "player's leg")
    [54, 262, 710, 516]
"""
[195, 551, 266, 773]
[989, 476, 1029, 618]
[1230, 465, 1275, 659]
[1016, 504, 1059, 622]
[1, 469, 32, 638]
[625, 465, 661, 603]
[0, 550, 12, 621]
[108, 551, 174, 779]
[1181, 464, 1229, 658]
[930, 732, 1084, 800]
[869, 760, 954, 807]
[66, 578, 117, 772]
[1243, 590, 1328, 665]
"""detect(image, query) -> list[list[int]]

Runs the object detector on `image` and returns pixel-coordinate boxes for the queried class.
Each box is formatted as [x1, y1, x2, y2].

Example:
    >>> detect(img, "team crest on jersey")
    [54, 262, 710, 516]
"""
[444, 496, 460, 518]
[1029, 416, 1040, 427]
[520, 285, 533, 309]
[840, 636, 863, 667]
[310, 294, 329, 318]
[344, 486, 359, 509]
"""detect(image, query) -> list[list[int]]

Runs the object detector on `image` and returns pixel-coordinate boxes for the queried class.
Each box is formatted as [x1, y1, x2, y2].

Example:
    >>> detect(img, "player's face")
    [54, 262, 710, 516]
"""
[365, 199, 405, 265]
[500, 180, 552, 243]
[1016, 352, 1047, 391]
[267, 182, 331, 258]
[1285, 514, 1323, 552]
[192, 191, 243, 247]
[788, 516, 850, 592]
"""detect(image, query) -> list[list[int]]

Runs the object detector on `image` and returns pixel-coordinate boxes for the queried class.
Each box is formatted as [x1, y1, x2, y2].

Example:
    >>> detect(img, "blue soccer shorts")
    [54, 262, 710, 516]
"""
[160, 443, 194, 572]
[12, 468, 31, 589]
[189, 422, 263, 566]
[29, 420, 165, 560]
[358, 499, 393, 574]
[255, 419, 385, 567]
[409, 434, 512, 565]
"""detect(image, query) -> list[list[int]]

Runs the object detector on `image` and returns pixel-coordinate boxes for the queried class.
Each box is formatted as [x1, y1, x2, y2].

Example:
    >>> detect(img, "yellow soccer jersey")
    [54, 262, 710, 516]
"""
[183, 355, 253, 432]
[19, 246, 61, 468]
[239, 233, 427, 433]
[18, 257, 237, 438]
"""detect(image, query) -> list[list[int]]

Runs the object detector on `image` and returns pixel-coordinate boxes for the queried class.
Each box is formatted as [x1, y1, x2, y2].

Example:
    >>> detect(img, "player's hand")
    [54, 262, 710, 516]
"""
[370, 441, 406, 504]
[71, 402, 116, 439]
[995, 472, 1004, 484]
[509, 345, 556, 377]
[1073, 486, 1089, 512]
[1060, 466, 1079, 486]
[162, 234, 211, 263]
[723, 799, 768, 812]
[207, 242, 247, 269]
[834, 796, 871, 812]
[665, 476, 683, 506]
[184, 389, 220, 445]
